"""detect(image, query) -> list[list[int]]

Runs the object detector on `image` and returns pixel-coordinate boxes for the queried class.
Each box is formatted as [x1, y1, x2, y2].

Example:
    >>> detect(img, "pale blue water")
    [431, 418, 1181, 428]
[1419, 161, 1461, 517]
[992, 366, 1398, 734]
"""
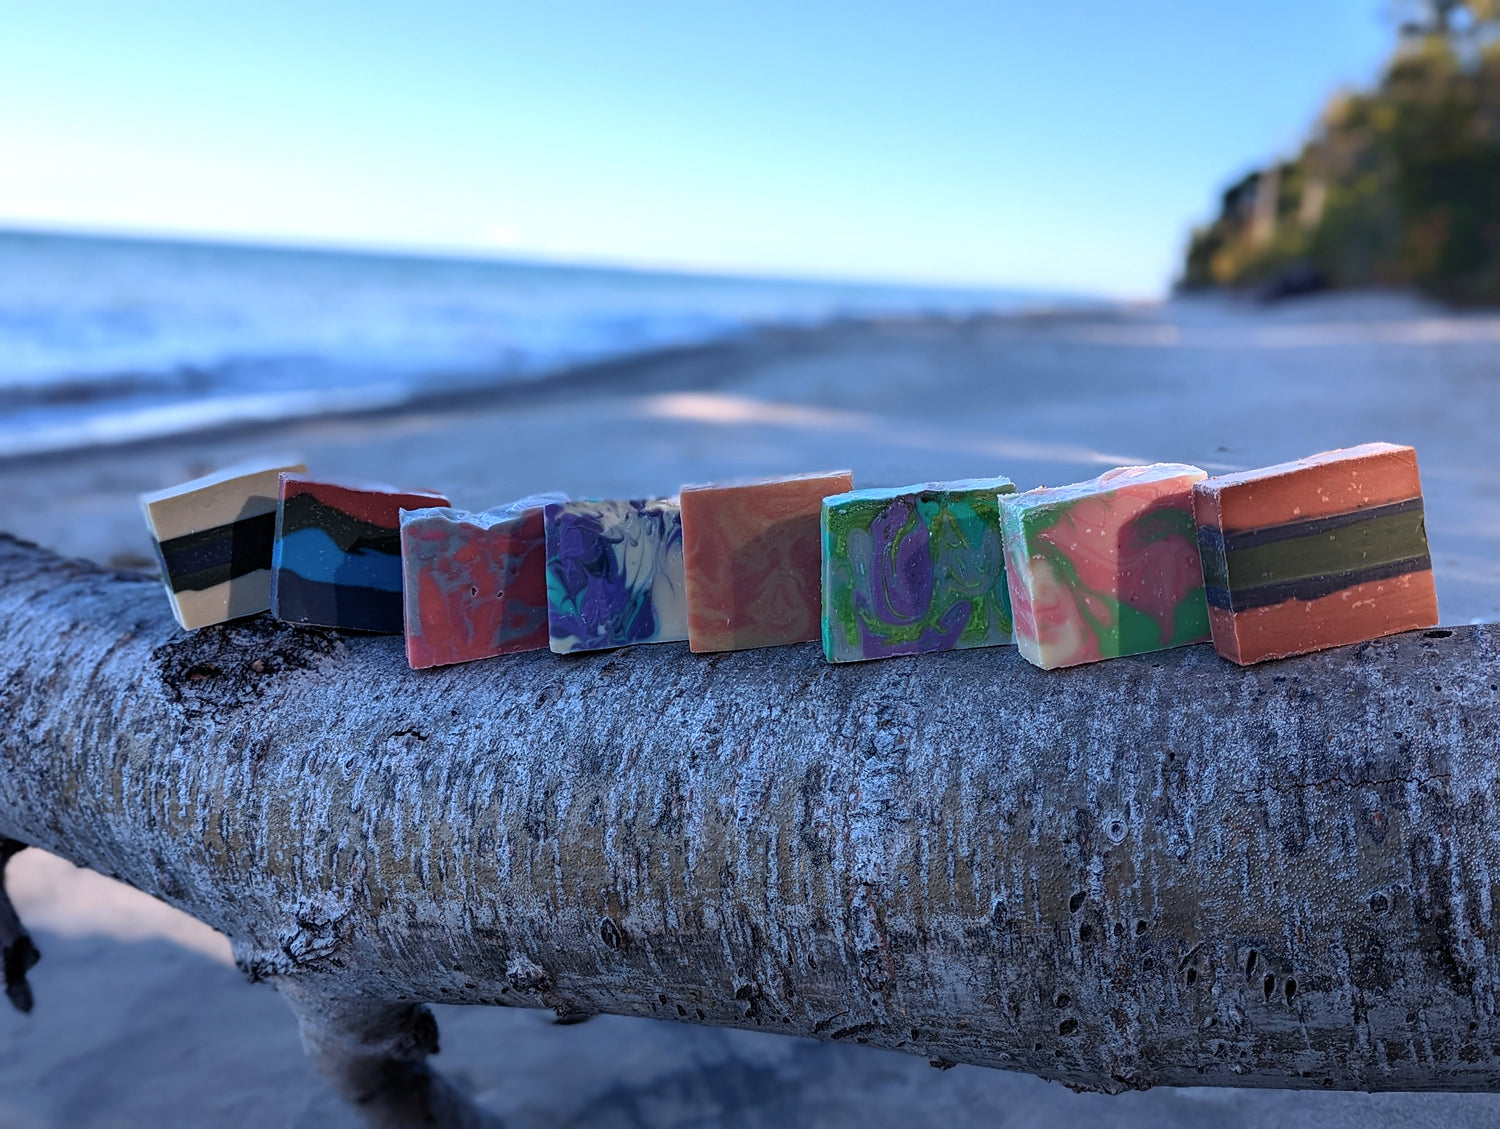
[0, 230, 1071, 458]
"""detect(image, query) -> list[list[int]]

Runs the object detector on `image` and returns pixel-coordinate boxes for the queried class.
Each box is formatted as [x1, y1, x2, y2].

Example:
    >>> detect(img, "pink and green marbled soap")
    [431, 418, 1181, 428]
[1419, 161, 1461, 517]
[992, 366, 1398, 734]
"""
[998, 464, 1210, 669]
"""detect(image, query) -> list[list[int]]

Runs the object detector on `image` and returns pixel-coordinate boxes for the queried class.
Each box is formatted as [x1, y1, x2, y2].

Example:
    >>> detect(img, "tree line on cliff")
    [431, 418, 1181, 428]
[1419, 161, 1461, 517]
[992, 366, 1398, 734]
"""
[1182, 1, 1500, 303]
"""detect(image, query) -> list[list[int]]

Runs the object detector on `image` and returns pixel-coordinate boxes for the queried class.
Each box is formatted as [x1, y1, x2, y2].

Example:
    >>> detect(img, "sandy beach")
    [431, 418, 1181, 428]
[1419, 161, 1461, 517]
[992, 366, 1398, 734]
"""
[2, 290, 1498, 1126]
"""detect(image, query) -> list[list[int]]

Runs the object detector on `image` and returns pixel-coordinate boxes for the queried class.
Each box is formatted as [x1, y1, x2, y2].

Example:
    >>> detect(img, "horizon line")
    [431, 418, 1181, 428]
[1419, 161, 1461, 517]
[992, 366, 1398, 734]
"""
[0, 218, 1121, 303]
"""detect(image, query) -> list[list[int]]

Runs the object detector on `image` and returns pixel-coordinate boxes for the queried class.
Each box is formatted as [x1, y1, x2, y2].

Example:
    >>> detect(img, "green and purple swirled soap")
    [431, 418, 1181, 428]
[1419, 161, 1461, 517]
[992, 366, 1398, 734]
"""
[820, 477, 1015, 663]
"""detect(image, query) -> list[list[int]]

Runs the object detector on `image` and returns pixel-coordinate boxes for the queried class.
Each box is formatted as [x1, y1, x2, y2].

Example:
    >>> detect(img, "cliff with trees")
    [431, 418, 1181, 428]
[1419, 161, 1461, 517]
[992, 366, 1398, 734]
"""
[1182, 1, 1500, 303]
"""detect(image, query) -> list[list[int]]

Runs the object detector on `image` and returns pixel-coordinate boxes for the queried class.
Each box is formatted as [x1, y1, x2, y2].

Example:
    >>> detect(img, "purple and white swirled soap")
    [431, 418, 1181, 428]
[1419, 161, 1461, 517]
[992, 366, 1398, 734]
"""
[544, 498, 689, 654]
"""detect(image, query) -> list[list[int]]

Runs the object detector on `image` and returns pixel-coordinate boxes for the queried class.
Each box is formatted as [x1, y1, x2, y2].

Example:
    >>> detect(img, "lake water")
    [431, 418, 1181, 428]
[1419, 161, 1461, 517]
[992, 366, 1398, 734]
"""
[0, 230, 1060, 458]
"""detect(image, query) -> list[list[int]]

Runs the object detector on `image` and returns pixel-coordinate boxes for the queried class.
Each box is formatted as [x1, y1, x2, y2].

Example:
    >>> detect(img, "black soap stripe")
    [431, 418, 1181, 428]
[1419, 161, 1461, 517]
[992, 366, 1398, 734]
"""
[1198, 496, 1424, 555]
[270, 570, 404, 634]
[156, 511, 277, 593]
[1204, 554, 1432, 612]
[1197, 530, 1229, 591]
[277, 491, 401, 552]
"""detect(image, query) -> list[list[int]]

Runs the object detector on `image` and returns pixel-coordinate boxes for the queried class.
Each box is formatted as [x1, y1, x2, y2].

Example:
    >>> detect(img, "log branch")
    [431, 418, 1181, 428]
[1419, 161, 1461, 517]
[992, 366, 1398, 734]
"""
[1, 532, 1499, 1122]
[279, 982, 502, 1129]
[0, 838, 39, 1014]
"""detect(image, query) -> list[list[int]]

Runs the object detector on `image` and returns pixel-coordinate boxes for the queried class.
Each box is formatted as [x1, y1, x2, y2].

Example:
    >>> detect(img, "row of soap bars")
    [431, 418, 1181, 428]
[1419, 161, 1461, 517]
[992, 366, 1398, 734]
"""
[139, 441, 1438, 670]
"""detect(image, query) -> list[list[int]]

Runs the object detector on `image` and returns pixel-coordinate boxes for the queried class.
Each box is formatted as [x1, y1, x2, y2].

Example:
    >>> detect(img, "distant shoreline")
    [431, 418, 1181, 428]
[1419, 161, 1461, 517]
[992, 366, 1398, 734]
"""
[0, 228, 1094, 462]
[1, 306, 1119, 465]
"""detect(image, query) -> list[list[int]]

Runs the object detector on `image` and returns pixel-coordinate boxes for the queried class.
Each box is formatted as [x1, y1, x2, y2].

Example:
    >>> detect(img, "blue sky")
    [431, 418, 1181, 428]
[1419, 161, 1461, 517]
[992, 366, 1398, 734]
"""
[0, 1, 1394, 296]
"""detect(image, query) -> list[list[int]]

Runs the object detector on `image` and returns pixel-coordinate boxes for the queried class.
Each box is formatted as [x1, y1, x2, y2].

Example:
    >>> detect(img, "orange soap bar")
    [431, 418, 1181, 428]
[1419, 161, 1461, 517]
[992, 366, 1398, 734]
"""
[680, 470, 853, 652]
[1193, 442, 1438, 665]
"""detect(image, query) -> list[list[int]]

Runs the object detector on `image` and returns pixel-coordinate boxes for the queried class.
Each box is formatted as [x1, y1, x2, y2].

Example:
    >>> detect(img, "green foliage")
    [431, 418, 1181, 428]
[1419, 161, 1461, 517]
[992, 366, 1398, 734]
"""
[1182, 2, 1500, 303]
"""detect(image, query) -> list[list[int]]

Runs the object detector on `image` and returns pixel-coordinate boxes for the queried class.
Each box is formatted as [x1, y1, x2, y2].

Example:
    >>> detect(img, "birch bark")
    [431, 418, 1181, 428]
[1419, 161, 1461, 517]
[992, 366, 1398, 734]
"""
[1, 534, 1497, 1124]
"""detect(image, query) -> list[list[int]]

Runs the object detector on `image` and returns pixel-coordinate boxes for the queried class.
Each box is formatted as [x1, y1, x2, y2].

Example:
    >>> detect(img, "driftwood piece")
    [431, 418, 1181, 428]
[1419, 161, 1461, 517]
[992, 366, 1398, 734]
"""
[1, 532, 1498, 1125]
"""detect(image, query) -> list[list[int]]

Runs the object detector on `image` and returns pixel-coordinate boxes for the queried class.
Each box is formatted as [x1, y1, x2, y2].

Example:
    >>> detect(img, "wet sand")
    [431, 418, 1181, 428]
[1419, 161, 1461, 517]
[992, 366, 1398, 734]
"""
[2, 291, 1499, 1126]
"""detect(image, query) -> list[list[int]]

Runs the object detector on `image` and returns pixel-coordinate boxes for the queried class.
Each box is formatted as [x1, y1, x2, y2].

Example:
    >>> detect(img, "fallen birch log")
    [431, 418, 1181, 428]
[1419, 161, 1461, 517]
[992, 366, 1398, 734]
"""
[1, 532, 1498, 1126]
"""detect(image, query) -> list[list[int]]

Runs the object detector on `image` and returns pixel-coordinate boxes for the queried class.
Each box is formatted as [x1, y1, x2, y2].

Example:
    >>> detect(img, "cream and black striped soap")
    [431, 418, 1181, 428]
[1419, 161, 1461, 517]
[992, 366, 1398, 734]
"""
[140, 458, 306, 630]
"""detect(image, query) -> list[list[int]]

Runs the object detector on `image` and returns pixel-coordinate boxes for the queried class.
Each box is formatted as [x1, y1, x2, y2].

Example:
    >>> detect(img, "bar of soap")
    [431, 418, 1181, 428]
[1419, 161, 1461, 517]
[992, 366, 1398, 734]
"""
[1193, 442, 1438, 664]
[400, 493, 565, 669]
[139, 457, 306, 629]
[680, 470, 853, 653]
[544, 498, 688, 654]
[272, 474, 449, 633]
[999, 464, 1210, 670]
[821, 477, 1015, 663]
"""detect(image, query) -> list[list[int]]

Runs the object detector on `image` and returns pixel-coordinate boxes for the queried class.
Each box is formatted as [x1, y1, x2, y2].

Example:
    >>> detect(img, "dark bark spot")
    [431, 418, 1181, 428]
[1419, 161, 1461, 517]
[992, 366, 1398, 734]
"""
[1055, 993, 1070, 1008]
[1359, 804, 1389, 844]
[1263, 973, 1276, 1001]
[1411, 835, 1478, 993]
[1136, 919, 1149, 936]
[1185, 968, 1198, 986]
[1352, 928, 1393, 992]
[929, 1057, 956, 1070]
[1245, 950, 1259, 978]
[1069, 891, 1086, 913]
[1424, 630, 1453, 639]
[1072, 808, 1093, 840]
[734, 982, 761, 1019]
[1285, 979, 1297, 1002]
[1078, 923, 1093, 943]
[829, 1022, 881, 1042]
[155, 615, 344, 717]
[599, 917, 626, 950]
[1369, 892, 1390, 915]
[1059, 1018, 1078, 1036]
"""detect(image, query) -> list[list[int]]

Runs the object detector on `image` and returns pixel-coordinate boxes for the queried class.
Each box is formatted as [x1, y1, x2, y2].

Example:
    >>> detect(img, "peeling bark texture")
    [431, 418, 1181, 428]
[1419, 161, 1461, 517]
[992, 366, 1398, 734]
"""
[1, 837, 39, 1014]
[2, 533, 1500, 1117]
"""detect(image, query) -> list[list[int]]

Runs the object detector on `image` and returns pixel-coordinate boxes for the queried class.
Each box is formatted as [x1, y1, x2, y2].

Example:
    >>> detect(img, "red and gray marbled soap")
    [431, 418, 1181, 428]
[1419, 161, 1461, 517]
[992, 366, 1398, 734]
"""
[399, 494, 565, 669]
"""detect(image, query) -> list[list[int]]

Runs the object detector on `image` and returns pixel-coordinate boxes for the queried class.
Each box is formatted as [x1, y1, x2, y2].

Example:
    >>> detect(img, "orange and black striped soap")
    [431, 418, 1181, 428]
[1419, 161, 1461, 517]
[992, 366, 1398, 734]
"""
[1192, 443, 1438, 665]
